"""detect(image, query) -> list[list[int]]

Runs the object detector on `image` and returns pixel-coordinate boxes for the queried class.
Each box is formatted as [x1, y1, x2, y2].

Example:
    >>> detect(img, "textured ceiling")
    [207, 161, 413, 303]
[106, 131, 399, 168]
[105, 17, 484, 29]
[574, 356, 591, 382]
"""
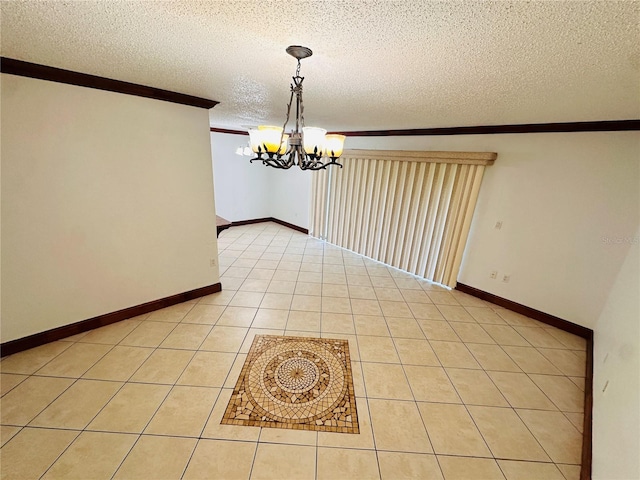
[1, 1, 638, 131]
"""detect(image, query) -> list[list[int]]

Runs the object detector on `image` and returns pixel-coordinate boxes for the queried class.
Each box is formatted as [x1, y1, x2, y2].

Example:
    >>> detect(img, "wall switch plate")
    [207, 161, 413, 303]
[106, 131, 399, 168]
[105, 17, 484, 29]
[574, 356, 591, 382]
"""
[210, 258, 217, 267]
[502, 274, 511, 283]
[494, 221, 503, 230]
[489, 270, 498, 279]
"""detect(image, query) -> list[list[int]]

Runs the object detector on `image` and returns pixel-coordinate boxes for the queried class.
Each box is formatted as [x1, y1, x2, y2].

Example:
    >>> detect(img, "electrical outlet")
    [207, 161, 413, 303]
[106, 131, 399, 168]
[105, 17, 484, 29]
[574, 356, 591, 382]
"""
[210, 258, 217, 267]
[494, 221, 503, 230]
[489, 270, 498, 279]
[502, 274, 511, 283]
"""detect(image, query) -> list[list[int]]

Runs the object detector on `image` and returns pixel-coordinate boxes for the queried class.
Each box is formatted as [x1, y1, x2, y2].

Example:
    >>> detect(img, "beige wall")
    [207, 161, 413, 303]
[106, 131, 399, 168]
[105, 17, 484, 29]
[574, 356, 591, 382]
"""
[347, 132, 639, 329]
[592, 226, 639, 479]
[1, 74, 219, 343]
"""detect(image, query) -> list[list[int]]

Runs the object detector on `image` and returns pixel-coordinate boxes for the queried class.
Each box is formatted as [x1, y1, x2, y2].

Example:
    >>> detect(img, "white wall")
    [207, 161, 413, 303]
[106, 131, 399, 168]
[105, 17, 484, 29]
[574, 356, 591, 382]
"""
[210, 132, 310, 227]
[1, 74, 219, 343]
[346, 132, 639, 329]
[592, 226, 639, 480]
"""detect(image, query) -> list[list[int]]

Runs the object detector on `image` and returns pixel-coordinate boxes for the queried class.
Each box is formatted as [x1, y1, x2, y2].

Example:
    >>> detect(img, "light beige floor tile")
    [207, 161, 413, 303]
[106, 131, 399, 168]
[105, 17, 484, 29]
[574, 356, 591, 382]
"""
[291, 294, 322, 312]
[318, 396, 374, 449]
[217, 306, 257, 327]
[251, 443, 316, 480]
[379, 300, 414, 318]
[224, 353, 248, 388]
[418, 402, 491, 456]
[159, 324, 212, 350]
[408, 303, 445, 320]
[247, 268, 276, 280]
[450, 322, 495, 344]
[286, 310, 321, 331]
[323, 273, 348, 285]
[502, 346, 563, 375]
[375, 287, 404, 301]
[1, 376, 74, 425]
[1, 342, 73, 374]
[239, 275, 268, 291]
[487, 371, 556, 410]
[201, 388, 260, 441]
[119, 321, 176, 347]
[362, 363, 413, 400]
[35, 343, 112, 377]
[0, 373, 28, 396]
[30, 379, 121, 429]
[446, 368, 509, 407]
[317, 447, 380, 480]
[198, 289, 236, 305]
[498, 459, 565, 479]
[0, 425, 21, 446]
[513, 326, 566, 349]
[177, 351, 236, 387]
[427, 292, 460, 306]
[418, 320, 460, 341]
[564, 412, 584, 433]
[0, 427, 79, 479]
[349, 285, 377, 299]
[252, 308, 289, 329]
[77, 320, 141, 345]
[43, 431, 137, 480]
[466, 343, 522, 372]
[465, 306, 506, 324]
[523, 374, 584, 412]
[369, 399, 432, 453]
[399, 289, 432, 303]
[355, 315, 391, 336]
[537, 348, 586, 377]
[404, 365, 461, 403]
[370, 276, 397, 288]
[146, 303, 194, 322]
[145, 386, 219, 437]
[386, 317, 425, 339]
[358, 336, 400, 363]
[348, 274, 373, 286]
[467, 405, 550, 461]
[516, 409, 582, 464]
[431, 341, 481, 369]
[322, 296, 354, 314]
[82, 346, 153, 381]
[200, 325, 248, 352]
[260, 292, 294, 310]
[350, 298, 382, 315]
[482, 325, 531, 346]
[267, 280, 296, 294]
[378, 452, 443, 480]
[258, 425, 317, 445]
[87, 383, 170, 433]
[556, 463, 581, 480]
[323, 283, 350, 297]
[438, 455, 505, 480]
[436, 305, 474, 322]
[495, 309, 541, 327]
[114, 435, 196, 479]
[182, 439, 256, 480]
[295, 281, 322, 295]
[129, 348, 194, 384]
[321, 313, 355, 334]
[180, 304, 225, 325]
[450, 291, 489, 307]
[394, 338, 440, 366]
[569, 376, 585, 392]
[544, 328, 587, 351]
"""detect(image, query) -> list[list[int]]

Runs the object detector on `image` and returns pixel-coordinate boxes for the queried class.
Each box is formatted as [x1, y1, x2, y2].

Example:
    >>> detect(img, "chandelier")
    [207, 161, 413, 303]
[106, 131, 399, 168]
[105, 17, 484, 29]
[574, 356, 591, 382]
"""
[248, 46, 345, 170]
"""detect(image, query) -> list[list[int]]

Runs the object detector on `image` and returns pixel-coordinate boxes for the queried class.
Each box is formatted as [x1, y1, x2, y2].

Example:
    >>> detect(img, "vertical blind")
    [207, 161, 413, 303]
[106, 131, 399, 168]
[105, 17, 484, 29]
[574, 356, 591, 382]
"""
[310, 149, 496, 287]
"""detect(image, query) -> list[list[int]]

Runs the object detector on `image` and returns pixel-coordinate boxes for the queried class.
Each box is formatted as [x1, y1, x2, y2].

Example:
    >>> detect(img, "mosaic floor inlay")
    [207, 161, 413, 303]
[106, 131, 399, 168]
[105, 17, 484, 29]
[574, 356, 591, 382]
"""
[221, 335, 359, 434]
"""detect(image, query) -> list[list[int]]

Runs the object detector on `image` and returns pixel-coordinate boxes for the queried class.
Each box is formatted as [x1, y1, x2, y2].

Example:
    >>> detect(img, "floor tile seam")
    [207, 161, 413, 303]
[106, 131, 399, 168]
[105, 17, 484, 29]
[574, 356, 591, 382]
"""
[0, 375, 30, 397]
[511, 407, 568, 464]
[28, 427, 84, 479]
[31, 340, 116, 379]
[520, 371, 580, 414]
[118, 314, 182, 349]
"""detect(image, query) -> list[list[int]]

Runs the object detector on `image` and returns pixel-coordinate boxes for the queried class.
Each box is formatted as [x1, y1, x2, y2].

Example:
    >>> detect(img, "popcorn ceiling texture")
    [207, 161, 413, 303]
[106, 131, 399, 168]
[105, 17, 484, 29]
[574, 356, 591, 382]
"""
[1, 1, 638, 130]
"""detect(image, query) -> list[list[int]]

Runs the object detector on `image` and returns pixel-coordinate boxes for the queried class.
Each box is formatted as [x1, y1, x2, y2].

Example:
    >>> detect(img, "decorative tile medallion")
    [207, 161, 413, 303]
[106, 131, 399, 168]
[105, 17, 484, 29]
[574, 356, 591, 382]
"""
[221, 335, 359, 433]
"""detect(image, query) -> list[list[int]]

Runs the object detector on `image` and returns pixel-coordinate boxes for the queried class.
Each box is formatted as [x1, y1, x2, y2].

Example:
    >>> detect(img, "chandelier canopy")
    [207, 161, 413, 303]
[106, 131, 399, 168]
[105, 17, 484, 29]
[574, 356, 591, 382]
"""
[248, 46, 345, 171]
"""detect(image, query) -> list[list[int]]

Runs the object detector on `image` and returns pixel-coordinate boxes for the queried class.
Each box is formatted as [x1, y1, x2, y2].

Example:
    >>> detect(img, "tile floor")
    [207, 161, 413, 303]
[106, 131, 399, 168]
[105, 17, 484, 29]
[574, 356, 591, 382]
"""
[0, 222, 586, 480]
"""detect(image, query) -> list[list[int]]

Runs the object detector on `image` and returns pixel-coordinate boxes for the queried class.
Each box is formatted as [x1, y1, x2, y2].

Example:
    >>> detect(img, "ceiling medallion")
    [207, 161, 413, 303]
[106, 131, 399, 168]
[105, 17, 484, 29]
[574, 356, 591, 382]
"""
[248, 46, 345, 170]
